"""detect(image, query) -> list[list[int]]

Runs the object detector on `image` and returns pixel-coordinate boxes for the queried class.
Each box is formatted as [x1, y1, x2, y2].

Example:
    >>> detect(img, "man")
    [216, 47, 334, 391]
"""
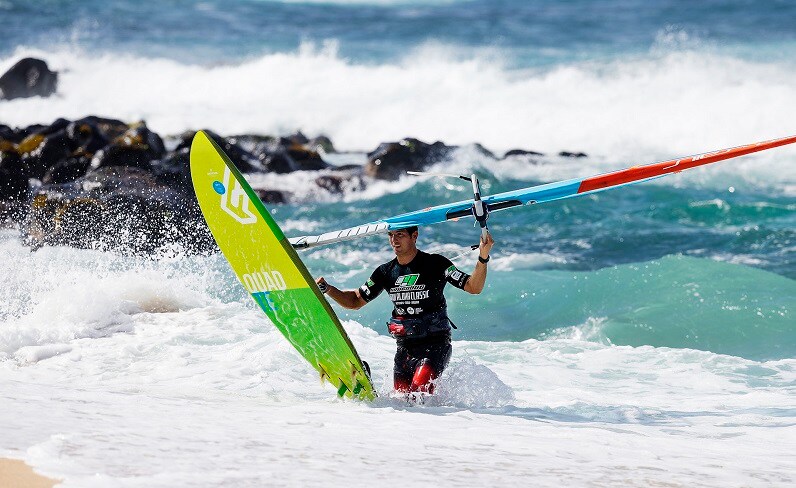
[315, 226, 494, 394]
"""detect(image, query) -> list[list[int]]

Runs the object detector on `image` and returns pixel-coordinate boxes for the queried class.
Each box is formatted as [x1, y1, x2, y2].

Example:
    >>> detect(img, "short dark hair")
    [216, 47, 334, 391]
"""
[401, 226, 418, 235]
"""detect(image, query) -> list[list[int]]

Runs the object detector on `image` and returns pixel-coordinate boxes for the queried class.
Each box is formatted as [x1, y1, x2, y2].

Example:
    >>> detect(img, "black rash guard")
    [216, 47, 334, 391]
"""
[361, 250, 470, 386]
[358, 250, 470, 317]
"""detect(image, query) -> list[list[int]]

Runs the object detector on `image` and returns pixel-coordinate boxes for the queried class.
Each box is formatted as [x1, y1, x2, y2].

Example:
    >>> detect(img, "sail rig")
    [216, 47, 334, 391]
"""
[288, 134, 796, 249]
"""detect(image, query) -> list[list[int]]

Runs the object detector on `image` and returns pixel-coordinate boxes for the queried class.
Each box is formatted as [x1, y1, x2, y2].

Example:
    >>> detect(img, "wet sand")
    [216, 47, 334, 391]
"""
[0, 458, 60, 488]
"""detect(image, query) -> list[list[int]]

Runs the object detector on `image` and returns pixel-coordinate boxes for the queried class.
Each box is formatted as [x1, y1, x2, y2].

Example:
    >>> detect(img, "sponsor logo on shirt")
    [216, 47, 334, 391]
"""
[445, 265, 463, 280]
[359, 284, 372, 297]
[389, 290, 430, 302]
[390, 273, 427, 300]
[395, 274, 419, 287]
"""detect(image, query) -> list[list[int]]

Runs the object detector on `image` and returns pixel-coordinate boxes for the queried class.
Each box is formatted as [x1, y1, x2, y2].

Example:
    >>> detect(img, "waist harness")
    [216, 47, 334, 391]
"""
[387, 309, 455, 341]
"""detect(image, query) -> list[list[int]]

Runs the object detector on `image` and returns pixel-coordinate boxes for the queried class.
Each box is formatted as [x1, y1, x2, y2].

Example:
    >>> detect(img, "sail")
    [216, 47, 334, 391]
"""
[290, 134, 796, 249]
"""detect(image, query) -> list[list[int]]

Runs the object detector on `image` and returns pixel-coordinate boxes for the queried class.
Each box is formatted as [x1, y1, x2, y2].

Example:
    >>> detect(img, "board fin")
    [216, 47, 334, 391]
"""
[318, 363, 329, 384]
[337, 380, 350, 397]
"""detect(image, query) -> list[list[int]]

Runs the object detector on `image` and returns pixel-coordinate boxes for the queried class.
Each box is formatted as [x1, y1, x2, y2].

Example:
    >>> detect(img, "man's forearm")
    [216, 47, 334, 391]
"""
[466, 260, 488, 294]
[326, 286, 365, 309]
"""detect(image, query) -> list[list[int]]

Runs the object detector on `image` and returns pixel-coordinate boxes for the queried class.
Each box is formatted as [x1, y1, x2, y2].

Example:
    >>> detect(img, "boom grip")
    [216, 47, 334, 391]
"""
[471, 173, 489, 231]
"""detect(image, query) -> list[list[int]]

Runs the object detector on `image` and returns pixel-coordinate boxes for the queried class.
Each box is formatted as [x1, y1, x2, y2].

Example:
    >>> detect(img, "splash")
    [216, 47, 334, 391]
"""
[2, 44, 796, 166]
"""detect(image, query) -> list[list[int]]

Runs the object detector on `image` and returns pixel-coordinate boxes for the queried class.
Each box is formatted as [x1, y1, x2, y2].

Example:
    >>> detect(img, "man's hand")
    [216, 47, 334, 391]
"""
[465, 231, 494, 294]
[316, 277, 367, 309]
[479, 231, 494, 259]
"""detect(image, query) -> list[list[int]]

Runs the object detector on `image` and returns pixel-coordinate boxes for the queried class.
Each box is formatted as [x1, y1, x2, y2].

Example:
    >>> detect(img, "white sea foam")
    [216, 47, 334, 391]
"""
[2, 44, 795, 174]
[539, 316, 613, 344]
[2, 235, 795, 486]
[0, 236, 214, 361]
[488, 251, 568, 271]
[2, 40, 796, 484]
[2, 43, 793, 204]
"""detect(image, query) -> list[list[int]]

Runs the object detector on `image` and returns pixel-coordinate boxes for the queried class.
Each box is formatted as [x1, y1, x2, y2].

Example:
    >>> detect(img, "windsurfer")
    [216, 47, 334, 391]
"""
[316, 226, 494, 394]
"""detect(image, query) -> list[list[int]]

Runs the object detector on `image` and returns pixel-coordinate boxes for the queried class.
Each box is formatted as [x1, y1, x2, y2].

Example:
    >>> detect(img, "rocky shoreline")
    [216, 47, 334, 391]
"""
[0, 115, 589, 255]
[1, 58, 591, 255]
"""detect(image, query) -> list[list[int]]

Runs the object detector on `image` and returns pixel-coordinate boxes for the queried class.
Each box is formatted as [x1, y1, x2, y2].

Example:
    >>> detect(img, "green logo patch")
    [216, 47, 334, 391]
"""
[395, 274, 419, 287]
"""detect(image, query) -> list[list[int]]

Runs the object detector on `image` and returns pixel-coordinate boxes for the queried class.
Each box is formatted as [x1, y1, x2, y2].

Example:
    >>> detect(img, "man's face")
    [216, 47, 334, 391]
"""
[387, 229, 417, 255]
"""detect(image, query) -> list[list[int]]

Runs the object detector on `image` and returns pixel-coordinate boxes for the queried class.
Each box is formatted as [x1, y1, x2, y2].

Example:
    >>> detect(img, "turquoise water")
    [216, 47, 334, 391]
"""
[289, 178, 795, 361]
[2, 0, 794, 362]
[4, 0, 796, 65]
[2, 3, 795, 485]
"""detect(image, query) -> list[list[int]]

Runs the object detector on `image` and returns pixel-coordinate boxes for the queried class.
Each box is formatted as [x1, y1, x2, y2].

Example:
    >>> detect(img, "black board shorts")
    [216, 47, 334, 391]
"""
[393, 333, 452, 383]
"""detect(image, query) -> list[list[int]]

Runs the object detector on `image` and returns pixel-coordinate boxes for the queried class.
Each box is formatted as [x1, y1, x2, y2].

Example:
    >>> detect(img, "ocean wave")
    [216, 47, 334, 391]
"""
[0, 236, 221, 361]
[462, 255, 796, 361]
[2, 44, 796, 174]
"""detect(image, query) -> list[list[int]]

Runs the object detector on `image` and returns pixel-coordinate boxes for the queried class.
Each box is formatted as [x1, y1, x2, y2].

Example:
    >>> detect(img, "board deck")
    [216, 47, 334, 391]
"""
[190, 130, 375, 401]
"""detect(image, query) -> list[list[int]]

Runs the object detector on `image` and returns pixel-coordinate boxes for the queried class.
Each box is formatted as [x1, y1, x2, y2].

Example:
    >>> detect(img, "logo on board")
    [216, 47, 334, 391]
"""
[243, 268, 287, 313]
[214, 167, 257, 225]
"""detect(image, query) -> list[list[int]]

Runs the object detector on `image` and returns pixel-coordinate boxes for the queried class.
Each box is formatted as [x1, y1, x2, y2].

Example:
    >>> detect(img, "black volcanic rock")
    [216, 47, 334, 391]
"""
[229, 133, 331, 173]
[315, 172, 366, 194]
[199, 130, 261, 173]
[73, 116, 129, 143]
[559, 151, 588, 158]
[40, 117, 71, 136]
[365, 138, 454, 180]
[42, 156, 91, 184]
[504, 149, 545, 158]
[0, 149, 27, 177]
[0, 58, 58, 100]
[3, 118, 353, 254]
[0, 149, 30, 218]
[285, 145, 329, 172]
[90, 144, 154, 171]
[66, 119, 110, 155]
[260, 149, 294, 173]
[284, 131, 309, 146]
[20, 129, 74, 179]
[0, 125, 15, 141]
[307, 135, 335, 153]
[150, 148, 192, 195]
[89, 124, 165, 171]
[0, 151, 29, 201]
[253, 189, 288, 204]
[3, 119, 343, 253]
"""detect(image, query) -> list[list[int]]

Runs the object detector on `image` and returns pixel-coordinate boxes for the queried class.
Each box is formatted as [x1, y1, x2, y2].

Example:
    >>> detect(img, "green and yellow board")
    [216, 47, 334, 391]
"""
[190, 131, 375, 400]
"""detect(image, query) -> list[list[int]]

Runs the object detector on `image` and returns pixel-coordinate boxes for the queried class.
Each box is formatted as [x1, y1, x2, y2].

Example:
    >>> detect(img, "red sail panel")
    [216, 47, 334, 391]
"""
[577, 135, 796, 194]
